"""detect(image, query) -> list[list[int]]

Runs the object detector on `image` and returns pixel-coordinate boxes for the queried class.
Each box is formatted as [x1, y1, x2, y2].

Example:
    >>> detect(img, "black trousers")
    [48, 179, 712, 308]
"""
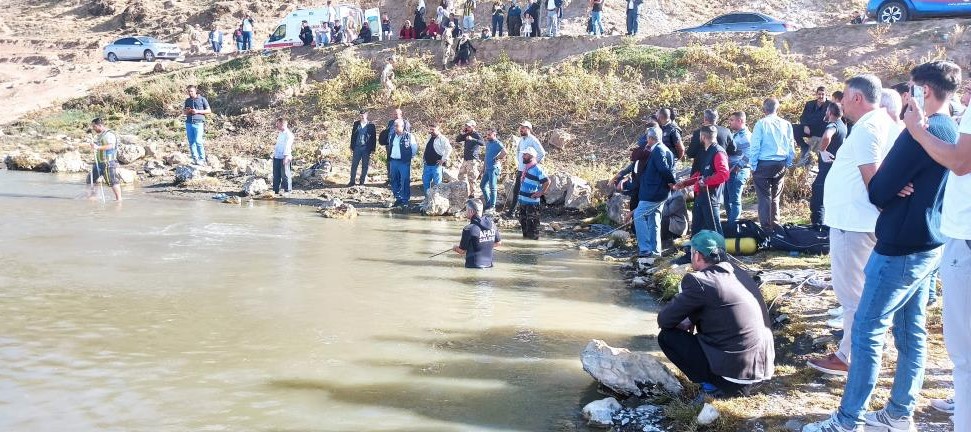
[810, 162, 831, 226]
[691, 190, 722, 236]
[518, 203, 541, 240]
[506, 170, 523, 213]
[657, 328, 751, 396]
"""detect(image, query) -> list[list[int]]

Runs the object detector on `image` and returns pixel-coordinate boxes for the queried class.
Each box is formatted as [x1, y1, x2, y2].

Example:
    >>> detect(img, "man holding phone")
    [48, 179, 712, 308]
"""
[183, 85, 211, 166]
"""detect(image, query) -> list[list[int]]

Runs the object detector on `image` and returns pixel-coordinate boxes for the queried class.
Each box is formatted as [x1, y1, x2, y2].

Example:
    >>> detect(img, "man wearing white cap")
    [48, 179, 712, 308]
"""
[457, 120, 485, 198]
[517, 146, 550, 239]
[505, 120, 546, 216]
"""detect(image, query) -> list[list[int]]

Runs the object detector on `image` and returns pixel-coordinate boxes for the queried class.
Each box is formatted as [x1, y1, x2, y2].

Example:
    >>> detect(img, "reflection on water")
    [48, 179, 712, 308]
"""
[0, 171, 660, 432]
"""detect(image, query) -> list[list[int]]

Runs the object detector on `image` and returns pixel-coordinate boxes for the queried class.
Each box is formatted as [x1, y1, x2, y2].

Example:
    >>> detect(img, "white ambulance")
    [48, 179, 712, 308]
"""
[262, 5, 371, 50]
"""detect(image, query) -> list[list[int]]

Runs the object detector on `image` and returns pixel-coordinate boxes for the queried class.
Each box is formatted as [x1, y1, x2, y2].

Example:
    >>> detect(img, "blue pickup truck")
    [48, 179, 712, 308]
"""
[868, 0, 971, 23]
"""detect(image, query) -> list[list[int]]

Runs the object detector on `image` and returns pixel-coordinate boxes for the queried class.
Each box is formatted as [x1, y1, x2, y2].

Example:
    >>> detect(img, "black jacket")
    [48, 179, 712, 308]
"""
[350, 120, 377, 153]
[657, 262, 775, 382]
[800, 100, 831, 138]
[299, 26, 313, 45]
[687, 124, 735, 173]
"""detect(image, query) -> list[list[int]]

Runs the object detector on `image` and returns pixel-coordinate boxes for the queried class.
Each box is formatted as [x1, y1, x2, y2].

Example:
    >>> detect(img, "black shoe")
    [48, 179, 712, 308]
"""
[346, 182, 354, 187]
[671, 253, 691, 266]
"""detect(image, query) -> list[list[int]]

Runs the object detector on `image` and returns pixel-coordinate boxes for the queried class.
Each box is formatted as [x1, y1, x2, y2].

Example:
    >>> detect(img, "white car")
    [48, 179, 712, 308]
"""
[103, 36, 182, 62]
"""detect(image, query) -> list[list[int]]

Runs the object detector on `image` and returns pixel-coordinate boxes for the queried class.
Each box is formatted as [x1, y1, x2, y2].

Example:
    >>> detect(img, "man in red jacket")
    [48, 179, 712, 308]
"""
[674, 125, 730, 235]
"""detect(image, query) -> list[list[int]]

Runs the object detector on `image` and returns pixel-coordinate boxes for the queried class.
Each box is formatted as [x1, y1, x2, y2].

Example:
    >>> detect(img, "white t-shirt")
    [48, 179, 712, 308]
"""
[823, 109, 896, 232]
[547, 0, 556, 10]
[629, 0, 635, 9]
[273, 129, 294, 159]
[941, 108, 971, 240]
[242, 19, 253, 32]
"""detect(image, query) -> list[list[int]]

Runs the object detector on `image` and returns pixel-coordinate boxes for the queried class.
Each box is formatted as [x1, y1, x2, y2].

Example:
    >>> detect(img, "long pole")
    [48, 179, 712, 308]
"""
[428, 248, 452, 259]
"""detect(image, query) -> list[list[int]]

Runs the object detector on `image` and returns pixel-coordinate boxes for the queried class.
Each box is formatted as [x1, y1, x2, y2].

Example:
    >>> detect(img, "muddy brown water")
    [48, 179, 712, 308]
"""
[0, 171, 661, 431]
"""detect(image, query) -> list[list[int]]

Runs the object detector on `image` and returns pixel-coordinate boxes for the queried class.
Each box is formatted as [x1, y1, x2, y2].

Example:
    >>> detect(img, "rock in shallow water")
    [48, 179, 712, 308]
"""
[580, 339, 683, 396]
[582, 397, 621, 428]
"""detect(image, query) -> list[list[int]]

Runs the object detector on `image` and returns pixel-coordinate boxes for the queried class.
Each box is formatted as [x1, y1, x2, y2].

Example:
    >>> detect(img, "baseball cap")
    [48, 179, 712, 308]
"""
[465, 120, 477, 127]
[690, 230, 725, 257]
[520, 121, 533, 129]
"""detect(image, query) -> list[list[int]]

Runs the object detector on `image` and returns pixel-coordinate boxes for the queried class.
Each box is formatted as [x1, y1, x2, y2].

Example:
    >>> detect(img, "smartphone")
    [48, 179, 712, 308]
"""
[911, 85, 925, 111]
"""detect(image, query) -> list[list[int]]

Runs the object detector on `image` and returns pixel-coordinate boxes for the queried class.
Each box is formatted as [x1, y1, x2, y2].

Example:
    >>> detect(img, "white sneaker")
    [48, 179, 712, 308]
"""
[863, 409, 916, 432]
[827, 305, 844, 317]
[930, 398, 955, 414]
[826, 317, 844, 329]
[802, 413, 863, 432]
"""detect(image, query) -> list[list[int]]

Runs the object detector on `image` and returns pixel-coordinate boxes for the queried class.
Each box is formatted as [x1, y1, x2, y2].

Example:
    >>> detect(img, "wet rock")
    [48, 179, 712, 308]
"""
[222, 195, 242, 204]
[784, 419, 805, 431]
[630, 276, 648, 289]
[164, 152, 191, 166]
[50, 150, 85, 173]
[697, 403, 720, 425]
[319, 203, 358, 220]
[173, 165, 203, 185]
[116, 167, 136, 184]
[547, 128, 574, 151]
[4, 150, 50, 172]
[582, 397, 621, 428]
[143, 159, 168, 177]
[422, 181, 470, 216]
[143, 143, 159, 159]
[241, 176, 268, 196]
[318, 197, 343, 209]
[609, 230, 630, 242]
[117, 144, 145, 165]
[227, 156, 250, 176]
[607, 194, 631, 225]
[581, 339, 683, 396]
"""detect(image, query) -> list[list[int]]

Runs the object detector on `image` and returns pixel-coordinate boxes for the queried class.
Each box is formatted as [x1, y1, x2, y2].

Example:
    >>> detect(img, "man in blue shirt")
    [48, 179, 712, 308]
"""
[183, 85, 211, 166]
[802, 61, 962, 432]
[480, 128, 508, 212]
[453, 199, 502, 268]
[517, 147, 550, 240]
[387, 119, 419, 207]
[633, 126, 676, 257]
[724, 111, 751, 227]
[748, 98, 796, 232]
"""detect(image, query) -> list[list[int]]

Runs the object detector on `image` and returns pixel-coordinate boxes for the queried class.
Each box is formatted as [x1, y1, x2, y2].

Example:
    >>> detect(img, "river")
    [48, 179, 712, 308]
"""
[0, 171, 661, 432]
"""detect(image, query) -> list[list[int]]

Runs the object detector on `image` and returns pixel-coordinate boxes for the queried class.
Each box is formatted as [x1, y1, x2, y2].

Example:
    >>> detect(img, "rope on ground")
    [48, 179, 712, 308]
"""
[762, 269, 832, 312]
[493, 220, 633, 257]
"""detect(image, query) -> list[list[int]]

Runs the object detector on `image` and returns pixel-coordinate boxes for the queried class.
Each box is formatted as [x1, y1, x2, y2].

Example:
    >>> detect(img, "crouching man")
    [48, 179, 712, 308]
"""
[657, 230, 775, 399]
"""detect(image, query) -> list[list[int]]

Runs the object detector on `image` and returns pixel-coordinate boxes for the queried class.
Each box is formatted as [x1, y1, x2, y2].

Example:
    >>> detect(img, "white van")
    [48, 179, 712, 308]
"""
[262, 5, 367, 50]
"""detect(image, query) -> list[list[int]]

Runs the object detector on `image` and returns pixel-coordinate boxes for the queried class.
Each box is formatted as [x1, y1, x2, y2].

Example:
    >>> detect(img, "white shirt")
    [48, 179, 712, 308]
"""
[547, 0, 556, 10]
[823, 109, 896, 232]
[429, 135, 452, 161]
[323, 7, 337, 22]
[628, 0, 635, 9]
[516, 134, 546, 170]
[391, 133, 403, 159]
[242, 19, 253, 32]
[941, 108, 971, 240]
[273, 129, 294, 159]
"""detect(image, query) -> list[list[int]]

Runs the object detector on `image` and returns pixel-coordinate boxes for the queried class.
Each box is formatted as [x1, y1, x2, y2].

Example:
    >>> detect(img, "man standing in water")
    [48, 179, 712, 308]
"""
[183, 85, 211, 166]
[505, 121, 545, 217]
[453, 199, 502, 268]
[89, 118, 122, 202]
[517, 147, 550, 240]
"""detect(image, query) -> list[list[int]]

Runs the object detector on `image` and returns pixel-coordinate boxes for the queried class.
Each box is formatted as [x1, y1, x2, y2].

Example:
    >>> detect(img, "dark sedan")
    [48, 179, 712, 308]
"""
[678, 12, 795, 33]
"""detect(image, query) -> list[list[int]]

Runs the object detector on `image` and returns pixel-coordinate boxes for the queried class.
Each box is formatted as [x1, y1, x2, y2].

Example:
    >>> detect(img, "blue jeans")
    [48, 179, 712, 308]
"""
[633, 200, 664, 256]
[271, 157, 291, 193]
[723, 167, 750, 226]
[591, 11, 604, 35]
[185, 122, 206, 163]
[242, 31, 253, 50]
[389, 159, 411, 204]
[211, 41, 222, 53]
[626, 9, 639, 35]
[836, 248, 942, 428]
[463, 16, 475, 33]
[480, 166, 500, 209]
[349, 147, 371, 185]
[491, 15, 504, 36]
[423, 164, 442, 193]
[236, 40, 243, 51]
[546, 12, 559, 36]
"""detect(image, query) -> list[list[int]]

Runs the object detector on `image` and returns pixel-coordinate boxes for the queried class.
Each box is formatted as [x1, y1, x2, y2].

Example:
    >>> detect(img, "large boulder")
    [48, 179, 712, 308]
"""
[4, 150, 50, 172]
[547, 128, 575, 151]
[227, 156, 251, 176]
[580, 339, 683, 396]
[422, 181, 470, 216]
[143, 159, 168, 177]
[544, 174, 571, 205]
[164, 152, 192, 166]
[582, 397, 622, 428]
[116, 167, 137, 184]
[241, 176, 268, 196]
[117, 144, 146, 165]
[564, 176, 593, 210]
[606, 194, 631, 225]
[143, 143, 160, 159]
[245, 158, 272, 179]
[442, 167, 461, 183]
[499, 178, 515, 206]
[318, 202, 358, 220]
[173, 165, 203, 185]
[50, 150, 86, 173]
